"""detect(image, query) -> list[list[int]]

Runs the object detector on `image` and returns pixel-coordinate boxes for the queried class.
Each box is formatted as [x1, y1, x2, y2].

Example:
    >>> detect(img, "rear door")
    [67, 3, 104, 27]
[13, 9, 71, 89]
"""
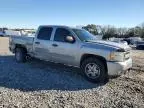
[50, 27, 80, 66]
[33, 26, 54, 60]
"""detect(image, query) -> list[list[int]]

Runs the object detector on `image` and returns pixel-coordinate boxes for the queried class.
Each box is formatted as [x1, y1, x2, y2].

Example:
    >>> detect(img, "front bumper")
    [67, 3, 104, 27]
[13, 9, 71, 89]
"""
[107, 58, 132, 76]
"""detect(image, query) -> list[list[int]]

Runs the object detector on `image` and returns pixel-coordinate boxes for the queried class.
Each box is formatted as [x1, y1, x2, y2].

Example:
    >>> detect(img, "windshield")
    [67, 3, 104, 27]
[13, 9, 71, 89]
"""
[72, 29, 97, 42]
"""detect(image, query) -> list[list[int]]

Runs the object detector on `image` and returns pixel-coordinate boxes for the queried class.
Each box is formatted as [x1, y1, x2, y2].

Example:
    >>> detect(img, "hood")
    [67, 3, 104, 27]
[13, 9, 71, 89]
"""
[85, 40, 131, 51]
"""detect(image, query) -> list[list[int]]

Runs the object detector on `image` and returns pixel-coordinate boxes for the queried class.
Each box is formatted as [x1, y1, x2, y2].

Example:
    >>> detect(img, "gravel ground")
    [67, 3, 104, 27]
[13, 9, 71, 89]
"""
[0, 37, 144, 108]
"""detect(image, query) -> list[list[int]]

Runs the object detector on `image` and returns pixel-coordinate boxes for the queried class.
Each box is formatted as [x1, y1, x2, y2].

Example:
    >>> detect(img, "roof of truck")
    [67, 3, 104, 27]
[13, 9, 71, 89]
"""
[39, 25, 82, 30]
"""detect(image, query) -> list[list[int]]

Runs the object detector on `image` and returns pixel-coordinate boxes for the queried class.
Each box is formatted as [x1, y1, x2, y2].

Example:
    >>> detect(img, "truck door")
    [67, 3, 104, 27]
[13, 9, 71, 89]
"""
[33, 27, 54, 61]
[50, 27, 79, 66]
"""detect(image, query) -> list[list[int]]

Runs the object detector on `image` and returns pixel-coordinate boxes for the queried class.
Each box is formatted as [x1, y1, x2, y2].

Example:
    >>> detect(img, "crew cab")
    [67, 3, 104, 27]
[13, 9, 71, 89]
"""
[9, 25, 132, 83]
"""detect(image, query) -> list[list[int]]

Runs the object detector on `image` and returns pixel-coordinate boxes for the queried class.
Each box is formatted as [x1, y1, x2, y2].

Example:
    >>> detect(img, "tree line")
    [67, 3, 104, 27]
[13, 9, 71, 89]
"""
[82, 22, 144, 39]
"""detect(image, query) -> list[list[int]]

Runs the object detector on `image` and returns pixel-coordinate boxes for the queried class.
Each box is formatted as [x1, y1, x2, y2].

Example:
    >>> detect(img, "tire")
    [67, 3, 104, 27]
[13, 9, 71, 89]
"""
[81, 57, 108, 83]
[15, 48, 26, 63]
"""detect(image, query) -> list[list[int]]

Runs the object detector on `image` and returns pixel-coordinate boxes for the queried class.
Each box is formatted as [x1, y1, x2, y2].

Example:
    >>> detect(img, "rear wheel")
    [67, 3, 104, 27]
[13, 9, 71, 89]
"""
[15, 48, 26, 63]
[81, 57, 108, 83]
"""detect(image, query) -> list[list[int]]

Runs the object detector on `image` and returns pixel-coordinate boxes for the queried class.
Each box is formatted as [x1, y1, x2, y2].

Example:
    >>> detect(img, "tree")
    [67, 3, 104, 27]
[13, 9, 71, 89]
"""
[132, 23, 144, 38]
[100, 25, 117, 39]
[82, 22, 144, 39]
[117, 27, 128, 38]
[140, 23, 144, 38]
[126, 28, 135, 37]
[82, 24, 98, 35]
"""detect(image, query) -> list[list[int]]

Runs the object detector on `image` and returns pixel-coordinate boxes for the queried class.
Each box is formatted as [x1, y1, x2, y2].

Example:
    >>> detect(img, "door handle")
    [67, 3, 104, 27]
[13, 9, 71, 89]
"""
[35, 42, 40, 44]
[52, 44, 58, 47]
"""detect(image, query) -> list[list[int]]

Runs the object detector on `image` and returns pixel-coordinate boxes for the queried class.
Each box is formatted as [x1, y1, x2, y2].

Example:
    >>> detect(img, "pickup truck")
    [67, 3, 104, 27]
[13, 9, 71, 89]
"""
[9, 25, 132, 83]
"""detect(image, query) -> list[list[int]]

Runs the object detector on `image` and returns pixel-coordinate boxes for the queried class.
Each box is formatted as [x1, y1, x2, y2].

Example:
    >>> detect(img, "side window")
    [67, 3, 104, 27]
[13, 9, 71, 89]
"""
[54, 28, 72, 42]
[37, 27, 53, 40]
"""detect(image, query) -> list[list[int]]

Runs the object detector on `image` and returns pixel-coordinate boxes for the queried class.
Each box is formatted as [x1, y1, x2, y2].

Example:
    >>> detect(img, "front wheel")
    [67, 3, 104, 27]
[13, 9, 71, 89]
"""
[15, 48, 26, 63]
[81, 57, 108, 83]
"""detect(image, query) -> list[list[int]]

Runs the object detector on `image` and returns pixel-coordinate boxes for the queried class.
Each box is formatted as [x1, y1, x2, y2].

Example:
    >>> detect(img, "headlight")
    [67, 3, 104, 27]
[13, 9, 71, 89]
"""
[109, 48, 131, 62]
[109, 51, 125, 62]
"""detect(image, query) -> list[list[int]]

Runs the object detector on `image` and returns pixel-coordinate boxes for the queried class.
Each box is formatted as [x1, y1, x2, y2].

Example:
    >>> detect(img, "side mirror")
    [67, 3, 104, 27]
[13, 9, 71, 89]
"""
[65, 36, 75, 43]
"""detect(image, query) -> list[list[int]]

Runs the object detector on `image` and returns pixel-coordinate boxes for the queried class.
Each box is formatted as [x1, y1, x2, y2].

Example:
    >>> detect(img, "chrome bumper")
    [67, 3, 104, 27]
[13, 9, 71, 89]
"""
[107, 58, 132, 76]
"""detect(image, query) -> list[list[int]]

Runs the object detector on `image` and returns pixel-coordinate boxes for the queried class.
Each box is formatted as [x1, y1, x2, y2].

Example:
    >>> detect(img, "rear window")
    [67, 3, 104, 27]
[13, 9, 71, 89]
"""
[37, 27, 53, 40]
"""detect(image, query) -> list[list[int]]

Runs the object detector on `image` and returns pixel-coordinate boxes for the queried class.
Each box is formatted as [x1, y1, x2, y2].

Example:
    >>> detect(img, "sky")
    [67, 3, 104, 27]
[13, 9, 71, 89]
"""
[0, 0, 143, 28]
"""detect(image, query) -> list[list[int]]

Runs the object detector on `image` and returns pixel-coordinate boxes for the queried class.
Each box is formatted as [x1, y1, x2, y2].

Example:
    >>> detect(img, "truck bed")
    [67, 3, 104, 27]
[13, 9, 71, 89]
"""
[9, 36, 34, 53]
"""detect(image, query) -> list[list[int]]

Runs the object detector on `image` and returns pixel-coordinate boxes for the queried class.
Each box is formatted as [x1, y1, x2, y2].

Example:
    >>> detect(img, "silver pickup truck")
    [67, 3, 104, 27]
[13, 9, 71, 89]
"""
[9, 25, 132, 83]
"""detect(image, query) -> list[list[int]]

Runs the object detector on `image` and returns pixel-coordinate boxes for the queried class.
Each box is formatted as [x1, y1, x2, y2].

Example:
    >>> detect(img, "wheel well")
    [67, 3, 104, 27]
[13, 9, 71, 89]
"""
[80, 54, 108, 72]
[15, 44, 27, 53]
